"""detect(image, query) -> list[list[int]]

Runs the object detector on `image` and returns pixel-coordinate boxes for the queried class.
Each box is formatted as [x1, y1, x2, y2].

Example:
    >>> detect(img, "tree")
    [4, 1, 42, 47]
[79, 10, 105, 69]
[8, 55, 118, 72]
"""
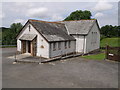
[10, 23, 23, 35]
[2, 23, 23, 45]
[100, 25, 120, 38]
[64, 10, 92, 21]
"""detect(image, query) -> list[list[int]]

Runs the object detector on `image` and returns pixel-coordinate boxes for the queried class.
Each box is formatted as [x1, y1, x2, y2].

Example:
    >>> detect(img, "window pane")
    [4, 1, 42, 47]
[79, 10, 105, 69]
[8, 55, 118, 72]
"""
[65, 41, 67, 49]
[58, 42, 61, 50]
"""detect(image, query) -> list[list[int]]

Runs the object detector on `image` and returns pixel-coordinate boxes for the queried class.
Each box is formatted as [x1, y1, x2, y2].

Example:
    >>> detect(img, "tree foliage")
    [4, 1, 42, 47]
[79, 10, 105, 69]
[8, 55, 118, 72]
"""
[2, 23, 23, 45]
[100, 25, 120, 40]
[64, 10, 92, 21]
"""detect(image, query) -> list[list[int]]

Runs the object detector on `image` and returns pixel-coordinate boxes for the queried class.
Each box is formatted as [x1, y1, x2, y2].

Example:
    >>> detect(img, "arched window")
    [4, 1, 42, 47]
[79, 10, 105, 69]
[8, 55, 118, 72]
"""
[29, 25, 31, 31]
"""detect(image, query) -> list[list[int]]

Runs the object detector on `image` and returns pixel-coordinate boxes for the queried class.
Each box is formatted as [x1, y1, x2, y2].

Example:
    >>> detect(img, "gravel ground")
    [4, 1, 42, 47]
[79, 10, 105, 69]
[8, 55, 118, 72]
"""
[2, 48, 118, 88]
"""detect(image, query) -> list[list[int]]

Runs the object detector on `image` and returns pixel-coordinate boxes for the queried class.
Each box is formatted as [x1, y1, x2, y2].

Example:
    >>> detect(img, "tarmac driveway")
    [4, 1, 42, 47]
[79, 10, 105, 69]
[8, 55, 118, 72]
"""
[2, 48, 118, 88]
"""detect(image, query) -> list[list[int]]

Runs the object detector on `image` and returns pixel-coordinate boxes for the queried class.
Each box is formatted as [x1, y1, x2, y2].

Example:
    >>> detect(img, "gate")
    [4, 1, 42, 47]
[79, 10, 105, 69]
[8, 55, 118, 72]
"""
[105, 45, 120, 62]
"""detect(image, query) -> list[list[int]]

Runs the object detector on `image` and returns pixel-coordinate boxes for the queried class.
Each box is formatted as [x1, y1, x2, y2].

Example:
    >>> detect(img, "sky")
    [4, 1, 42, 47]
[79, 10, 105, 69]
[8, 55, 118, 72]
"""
[1, 0, 119, 27]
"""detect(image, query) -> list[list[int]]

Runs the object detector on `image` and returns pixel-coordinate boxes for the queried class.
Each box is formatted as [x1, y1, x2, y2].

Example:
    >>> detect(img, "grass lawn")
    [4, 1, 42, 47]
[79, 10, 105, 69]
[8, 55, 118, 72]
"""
[100, 37, 120, 47]
[81, 53, 105, 60]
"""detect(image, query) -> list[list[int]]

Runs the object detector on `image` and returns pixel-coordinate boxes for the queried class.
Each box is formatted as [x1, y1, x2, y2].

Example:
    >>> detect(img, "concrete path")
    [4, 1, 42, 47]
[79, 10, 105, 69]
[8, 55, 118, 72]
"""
[7, 53, 31, 60]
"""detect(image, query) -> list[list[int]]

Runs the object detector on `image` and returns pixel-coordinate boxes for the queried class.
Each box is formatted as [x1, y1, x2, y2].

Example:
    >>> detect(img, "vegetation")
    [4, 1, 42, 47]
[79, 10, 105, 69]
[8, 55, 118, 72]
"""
[100, 37, 120, 47]
[100, 25, 120, 40]
[0, 45, 16, 48]
[2, 23, 23, 45]
[0, 29, 2, 45]
[64, 10, 92, 21]
[81, 53, 105, 60]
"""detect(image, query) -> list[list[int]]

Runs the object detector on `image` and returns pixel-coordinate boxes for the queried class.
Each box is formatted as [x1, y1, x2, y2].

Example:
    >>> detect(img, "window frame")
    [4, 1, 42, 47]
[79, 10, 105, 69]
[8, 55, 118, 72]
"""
[53, 42, 56, 51]
[58, 42, 61, 50]
[65, 41, 67, 49]
[68, 41, 71, 48]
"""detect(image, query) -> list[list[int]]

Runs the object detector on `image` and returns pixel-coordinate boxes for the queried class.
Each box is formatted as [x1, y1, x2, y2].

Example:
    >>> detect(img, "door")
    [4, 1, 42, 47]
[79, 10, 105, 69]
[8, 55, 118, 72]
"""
[31, 37, 37, 56]
[22, 40, 26, 53]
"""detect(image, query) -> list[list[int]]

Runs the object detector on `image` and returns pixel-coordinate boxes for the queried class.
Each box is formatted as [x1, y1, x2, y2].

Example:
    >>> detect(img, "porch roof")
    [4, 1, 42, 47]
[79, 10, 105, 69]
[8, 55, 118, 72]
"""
[19, 34, 36, 41]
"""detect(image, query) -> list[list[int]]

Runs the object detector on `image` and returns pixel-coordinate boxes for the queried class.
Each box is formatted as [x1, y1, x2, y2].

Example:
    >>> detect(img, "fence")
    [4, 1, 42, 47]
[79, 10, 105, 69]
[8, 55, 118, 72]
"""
[105, 45, 120, 62]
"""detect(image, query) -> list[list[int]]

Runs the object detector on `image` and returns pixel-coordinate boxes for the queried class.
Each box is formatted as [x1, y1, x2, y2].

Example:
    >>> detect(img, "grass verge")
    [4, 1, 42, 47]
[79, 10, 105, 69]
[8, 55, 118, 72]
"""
[81, 53, 105, 60]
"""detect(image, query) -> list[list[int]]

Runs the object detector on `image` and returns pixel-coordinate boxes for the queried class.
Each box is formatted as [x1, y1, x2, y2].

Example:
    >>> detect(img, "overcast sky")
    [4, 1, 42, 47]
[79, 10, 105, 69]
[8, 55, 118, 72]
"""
[1, 1, 118, 27]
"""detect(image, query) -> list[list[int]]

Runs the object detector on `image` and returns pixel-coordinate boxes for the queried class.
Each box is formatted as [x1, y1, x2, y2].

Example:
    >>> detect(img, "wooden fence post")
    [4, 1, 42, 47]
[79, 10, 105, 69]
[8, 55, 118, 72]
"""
[105, 45, 109, 59]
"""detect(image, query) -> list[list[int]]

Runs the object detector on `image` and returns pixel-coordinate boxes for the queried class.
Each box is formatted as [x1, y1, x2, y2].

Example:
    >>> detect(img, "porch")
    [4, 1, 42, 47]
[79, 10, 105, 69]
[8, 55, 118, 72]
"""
[19, 34, 37, 56]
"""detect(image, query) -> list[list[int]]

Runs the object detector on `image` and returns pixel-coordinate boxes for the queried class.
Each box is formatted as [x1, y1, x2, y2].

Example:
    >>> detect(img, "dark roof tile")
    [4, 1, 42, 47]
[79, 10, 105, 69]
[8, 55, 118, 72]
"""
[29, 19, 75, 42]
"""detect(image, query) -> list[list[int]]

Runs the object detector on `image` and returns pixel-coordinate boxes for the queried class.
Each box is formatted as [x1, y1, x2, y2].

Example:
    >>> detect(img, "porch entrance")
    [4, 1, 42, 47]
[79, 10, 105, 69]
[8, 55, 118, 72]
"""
[20, 34, 37, 56]
[28, 41, 31, 53]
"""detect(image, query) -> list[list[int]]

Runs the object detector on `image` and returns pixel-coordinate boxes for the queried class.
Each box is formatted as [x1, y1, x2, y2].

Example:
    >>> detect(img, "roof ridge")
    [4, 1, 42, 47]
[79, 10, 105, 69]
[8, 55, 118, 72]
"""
[28, 19, 96, 24]
[28, 19, 64, 24]
[59, 19, 96, 22]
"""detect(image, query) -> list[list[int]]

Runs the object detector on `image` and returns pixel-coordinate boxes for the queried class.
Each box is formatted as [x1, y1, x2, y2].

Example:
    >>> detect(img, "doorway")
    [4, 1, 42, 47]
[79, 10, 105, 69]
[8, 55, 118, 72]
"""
[28, 41, 31, 53]
[21, 37, 37, 56]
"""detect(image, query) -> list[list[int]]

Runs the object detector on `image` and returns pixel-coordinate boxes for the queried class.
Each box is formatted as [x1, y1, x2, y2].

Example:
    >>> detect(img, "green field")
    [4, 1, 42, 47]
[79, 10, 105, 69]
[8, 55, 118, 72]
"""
[100, 37, 120, 47]
[82, 37, 119, 60]
[81, 53, 105, 60]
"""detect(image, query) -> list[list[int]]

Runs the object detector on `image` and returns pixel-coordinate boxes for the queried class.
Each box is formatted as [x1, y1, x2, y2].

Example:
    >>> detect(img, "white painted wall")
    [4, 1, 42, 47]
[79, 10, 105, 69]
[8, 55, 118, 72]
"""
[17, 23, 49, 58]
[49, 41, 76, 58]
[71, 22, 100, 54]
[72, 35, 84, 53]
[85, 23, 100, 53]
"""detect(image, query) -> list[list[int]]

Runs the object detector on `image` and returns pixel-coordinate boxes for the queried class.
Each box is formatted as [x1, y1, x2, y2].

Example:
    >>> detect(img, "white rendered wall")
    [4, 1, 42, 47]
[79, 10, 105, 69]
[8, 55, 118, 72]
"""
[85, 23, 100, 53]
[49, 41, 76, 58]
[17, 23, 49, 58]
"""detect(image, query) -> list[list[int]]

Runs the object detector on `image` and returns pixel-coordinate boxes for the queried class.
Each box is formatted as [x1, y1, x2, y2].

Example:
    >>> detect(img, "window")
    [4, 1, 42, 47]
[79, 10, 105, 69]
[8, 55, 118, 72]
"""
[58, 42, 61, 50]
[53, 43, 56, 51]
[29, 25, 31, 31]
[95, 32, 97, 43]
[68, 41, 71, 48]
[65, 41, 67, 49]
[91, 32, 94, 44]
[94, 32, 96, 44]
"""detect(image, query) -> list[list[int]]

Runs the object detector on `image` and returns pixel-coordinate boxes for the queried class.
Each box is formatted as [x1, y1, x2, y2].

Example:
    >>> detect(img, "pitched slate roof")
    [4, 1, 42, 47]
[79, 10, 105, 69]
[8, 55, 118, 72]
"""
[19, 34, 36, 41]
[61, 20, 96, 35]
[29, 19, 75, 42]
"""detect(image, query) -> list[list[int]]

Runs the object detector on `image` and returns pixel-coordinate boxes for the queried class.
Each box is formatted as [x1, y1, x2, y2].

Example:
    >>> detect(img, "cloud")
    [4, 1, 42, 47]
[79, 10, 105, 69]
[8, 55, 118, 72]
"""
[27, 7, 48, 18]
[0, 13, 5, 19]
[92, 0, 113, 12]
[13, 19, 25, 24]
[15, 2, 34, 8]
[51, 14, 64, 21]
[2, 2, 118, 27]
[94, 12, 104, 18]
[27, 7, 64, 21]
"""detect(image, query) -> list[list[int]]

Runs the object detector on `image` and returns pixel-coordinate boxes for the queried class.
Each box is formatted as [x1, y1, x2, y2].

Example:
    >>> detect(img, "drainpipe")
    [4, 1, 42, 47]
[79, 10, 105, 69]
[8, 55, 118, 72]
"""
[83, 35, 85, 55]
[49, 43, 51, 58]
